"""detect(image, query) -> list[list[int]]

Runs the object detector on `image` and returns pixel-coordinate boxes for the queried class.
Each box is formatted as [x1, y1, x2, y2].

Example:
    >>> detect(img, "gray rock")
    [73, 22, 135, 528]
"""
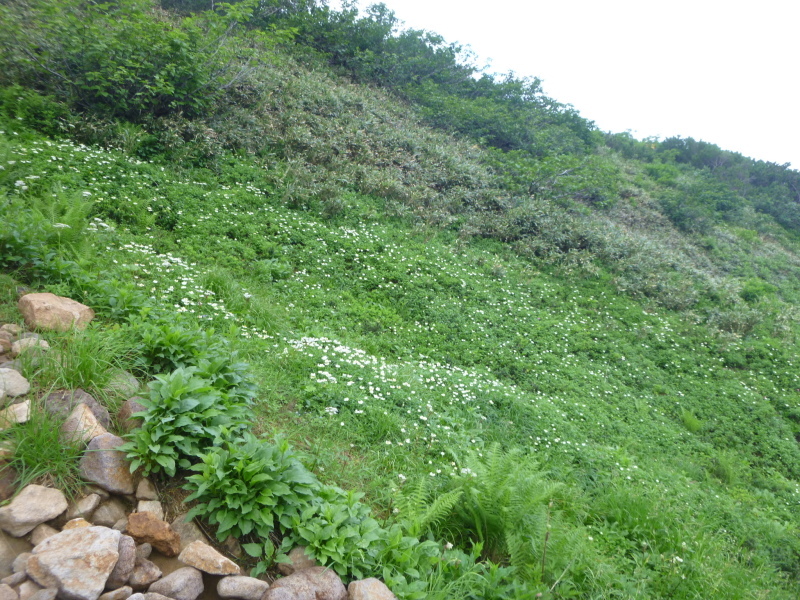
[10, 339, 49, 359]
[11, 555, 30, 575]
[0, 401, 30, 429]
[135, 503, 162, 523]
[217, 576, 269, 600]
[177, 541, 240, 576]
[0, 326, 21, 336]
[92, 500, 128, 529]
[29, 526, 58, 547]
[61, 404, 107, 444]
[142, 595, 171, 600]
[126, 596, 143, 600]
[277, 546, 317, 576]
[0, 370, 29, 398]
[105, 372, 138, 398]
[79, 434, 134, 496]
[126, 560, 161, 592]
[0, 485, 67, 537]
[17, 294, 94, 332]
[347, 579, 397, 600]
[26, 589, 56, 600]
[112, 520, 128, 533]
[134, 481, 157, 502]
[106, 536, 136, 590]
[134, 545, 151, 561]
[147, 568, 202, 600]
[0, 362, 20, 374]
[98, 587, 132, 600]
[27, 526, 121, 600]
[169, 516, 207, 552]
[66, 495, 102, 521]
[43, 391, 110, 430]
[117, 400, 146, 434]
[262, 568, 347, 600]
[0, 583, 17, 600]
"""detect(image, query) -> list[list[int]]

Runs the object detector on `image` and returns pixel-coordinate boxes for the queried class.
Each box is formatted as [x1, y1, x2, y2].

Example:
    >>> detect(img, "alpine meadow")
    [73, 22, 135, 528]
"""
[2, 1, 800, 598]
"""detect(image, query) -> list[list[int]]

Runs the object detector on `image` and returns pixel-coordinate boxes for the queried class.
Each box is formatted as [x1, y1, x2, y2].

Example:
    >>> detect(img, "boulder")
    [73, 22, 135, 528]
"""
[1, 573, 25, 587]
[106, 536, 136, 590]
[169, 516, 207, 551]
[10, 339, 49, 358]
[12, 554, 31, 574]
[117, 400, 146, 434]
[134, 503, 163, 523]
[105, 373, 138, 398]
[0, 326, 21, 336]
[277, 547, 316, 576]
[147, 568, 203, 600]
[26, 526, 121, 600]
[98, 587, 132, 600]
[43, 390, 110, 430]
[79, 434, 134, 496]
[347, 579, 397, 600]
[125, 513, 180, 557]
[0, 370, 29, 398]
[262, 567, 347, 600]
[134, 480, 157, 502]
[126, 560, 160, 592]
[0, 401, 30, 430]
[30, 525, 59, 547]
[92, 500, 128, 529]
[0, 485, 67, 537]
[17, 581, 42, 600]
[26, 590, 56, 600]
[178, 540, 240, 576]
[61, 404, 107, 444]
[0, 584, 17, 600]
[66, 494, 102, 521]
[217, 576, 269, 600]
[134, 545, 151, 561]
[17, 294, 94, 332]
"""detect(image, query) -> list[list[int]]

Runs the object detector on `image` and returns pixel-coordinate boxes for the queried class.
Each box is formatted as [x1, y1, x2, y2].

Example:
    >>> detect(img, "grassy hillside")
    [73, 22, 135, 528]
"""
[2, 1, 800, 598]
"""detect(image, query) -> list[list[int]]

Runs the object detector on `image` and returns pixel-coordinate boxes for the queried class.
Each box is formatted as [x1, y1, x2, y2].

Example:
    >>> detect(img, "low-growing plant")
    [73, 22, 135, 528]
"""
[121, 366, 250, 476]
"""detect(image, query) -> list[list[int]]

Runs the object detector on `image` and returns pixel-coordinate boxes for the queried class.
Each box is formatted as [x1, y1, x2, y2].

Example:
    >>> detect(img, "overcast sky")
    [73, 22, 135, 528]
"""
[338, 0, 800, 169]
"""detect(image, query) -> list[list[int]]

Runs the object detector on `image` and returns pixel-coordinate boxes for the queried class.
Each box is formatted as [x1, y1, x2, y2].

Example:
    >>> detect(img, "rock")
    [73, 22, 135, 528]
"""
[17, 581, 42, 600]
[177, 541, 239, 576]
[262, 568, 347, 600]
[61, 404, 108, 444]
[66, 495, 102, 521]
[0, 326, 21, 336]
[92, 500, 128, 529]
[11, 555, 30, 575]
[277, 547, 316, 576]
[0, 485, 67, 537]
[0, 466, 18, 502]
[30, 525, 58, 547]
[10, 339, 49, 359]
[62, 519, 92, 531]
[0, 340, 11, 355]
[79, 434, 134, 496]
[143, 594, 172, 600]
[43, 391, 110, 430]
[134, 503, 163, 523]
[1, 573, 25, 586]
[0, 401, 30, 430]
[217, 576, 269, 600]
[134, 481, 157, 502]
[347, 579, 397, 600]
[26, 526, 121, 600]
[147, 568, 202, 600]
[26, 589, 56, 600]
[221, 536, 242, 559]
[105, 373, 138, 398]
[126, 560, 160, 592]
[125, 513, 180, 557]
[117, 400, 146, 434]
[106, 536, 136, 590]
[17, 294, 94, 332]
[98, 587, 132, 600]
[112, 520, 128, 533]
[0, 370, 29, 398]
[134, 546, 151, 561]
[169, 516, 207, 552]
[125, 596, 143, 600]
[0, 583, 17, 600]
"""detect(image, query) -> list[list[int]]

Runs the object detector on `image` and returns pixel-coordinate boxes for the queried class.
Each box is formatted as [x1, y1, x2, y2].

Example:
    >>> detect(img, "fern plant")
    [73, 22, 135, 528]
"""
[393, 476, 463, 538]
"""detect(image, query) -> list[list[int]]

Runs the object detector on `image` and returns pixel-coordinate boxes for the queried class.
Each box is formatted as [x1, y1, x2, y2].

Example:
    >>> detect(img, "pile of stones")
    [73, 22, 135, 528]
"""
[0, 294, 398, 600]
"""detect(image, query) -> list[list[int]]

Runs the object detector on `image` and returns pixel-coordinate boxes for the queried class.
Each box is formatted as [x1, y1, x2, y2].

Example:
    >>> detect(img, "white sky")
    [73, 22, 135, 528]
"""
[338, 0, 800, 169]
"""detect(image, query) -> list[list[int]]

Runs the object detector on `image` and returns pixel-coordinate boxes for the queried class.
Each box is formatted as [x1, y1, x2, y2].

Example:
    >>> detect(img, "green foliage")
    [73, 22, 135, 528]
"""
[184, 433, 318, 543]
[121, 366, 250, 476]
[392, 477, 463, 538]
